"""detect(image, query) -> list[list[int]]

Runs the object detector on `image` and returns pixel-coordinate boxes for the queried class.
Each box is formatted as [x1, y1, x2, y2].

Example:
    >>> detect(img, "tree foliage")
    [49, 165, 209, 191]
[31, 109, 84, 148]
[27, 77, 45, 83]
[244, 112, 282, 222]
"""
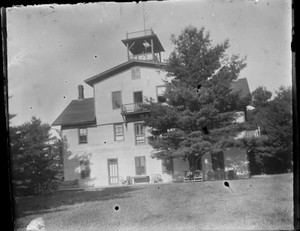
[246, 86, 292, 174]
[9, 117, 62, 195]
[251, 86, 272, 107]
[143, 26, 249, 169]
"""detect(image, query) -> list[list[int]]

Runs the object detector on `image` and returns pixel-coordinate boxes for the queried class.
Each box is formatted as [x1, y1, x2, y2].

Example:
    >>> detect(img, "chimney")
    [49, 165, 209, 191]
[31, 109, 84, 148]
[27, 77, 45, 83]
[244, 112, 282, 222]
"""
[78, 85, 84, 100]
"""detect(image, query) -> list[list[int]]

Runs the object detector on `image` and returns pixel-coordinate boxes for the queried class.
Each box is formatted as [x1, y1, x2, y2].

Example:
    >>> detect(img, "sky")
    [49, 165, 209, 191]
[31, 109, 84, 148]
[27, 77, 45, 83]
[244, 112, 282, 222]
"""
[7, 0, 292, 127]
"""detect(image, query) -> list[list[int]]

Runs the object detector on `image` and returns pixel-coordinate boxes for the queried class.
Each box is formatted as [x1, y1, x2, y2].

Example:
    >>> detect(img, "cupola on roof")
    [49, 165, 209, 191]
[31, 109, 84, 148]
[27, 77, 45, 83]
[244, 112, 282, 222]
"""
[122, 29, 165, 62]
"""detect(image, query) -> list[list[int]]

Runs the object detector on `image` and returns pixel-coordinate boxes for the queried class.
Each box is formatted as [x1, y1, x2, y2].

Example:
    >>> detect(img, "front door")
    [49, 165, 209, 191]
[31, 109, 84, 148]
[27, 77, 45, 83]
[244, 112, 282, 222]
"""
[211, 152, 225, 180]
[108, 158, 119, 185]
[135, 156, 146, 175]
[196, 157, 202, 170]
[211, 152, 225, 171]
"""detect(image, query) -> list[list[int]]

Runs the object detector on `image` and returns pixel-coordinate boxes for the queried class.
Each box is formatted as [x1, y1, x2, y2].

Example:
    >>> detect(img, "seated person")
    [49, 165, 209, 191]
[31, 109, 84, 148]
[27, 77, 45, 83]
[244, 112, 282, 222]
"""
[194, 170, 203, 178]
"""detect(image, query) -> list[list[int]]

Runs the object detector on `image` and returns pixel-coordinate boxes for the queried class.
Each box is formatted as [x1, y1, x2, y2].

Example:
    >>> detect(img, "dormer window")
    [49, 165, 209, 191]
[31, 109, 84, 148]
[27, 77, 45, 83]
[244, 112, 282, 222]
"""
[131, 67, 141, 80]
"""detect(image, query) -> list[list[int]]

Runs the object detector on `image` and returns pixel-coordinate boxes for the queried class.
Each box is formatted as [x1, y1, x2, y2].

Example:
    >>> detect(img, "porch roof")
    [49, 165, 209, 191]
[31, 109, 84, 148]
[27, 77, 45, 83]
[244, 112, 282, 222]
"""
[52, 98, 96, 126]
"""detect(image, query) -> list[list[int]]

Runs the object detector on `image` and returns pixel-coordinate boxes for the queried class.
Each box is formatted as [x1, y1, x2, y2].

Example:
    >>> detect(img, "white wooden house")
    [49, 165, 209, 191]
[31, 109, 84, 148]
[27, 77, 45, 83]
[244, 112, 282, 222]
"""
[52, 29, 256, 187]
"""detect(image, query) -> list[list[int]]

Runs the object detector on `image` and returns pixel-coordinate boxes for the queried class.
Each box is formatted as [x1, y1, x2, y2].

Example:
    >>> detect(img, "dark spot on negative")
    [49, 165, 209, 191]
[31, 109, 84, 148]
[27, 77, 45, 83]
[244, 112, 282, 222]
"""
[95, 55, 97, 58]
[196, 84, 202, 92]
[114, 206, 119, 211]
[224, 181, 233, 192]
[202, 126, 209, 134]
[224, 181, 229, 187]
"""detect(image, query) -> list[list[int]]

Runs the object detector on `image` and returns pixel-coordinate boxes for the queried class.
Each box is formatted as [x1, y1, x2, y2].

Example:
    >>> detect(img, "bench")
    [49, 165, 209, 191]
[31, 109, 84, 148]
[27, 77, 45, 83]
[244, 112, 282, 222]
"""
[132, 175, 150, 184]
[183, 170, 204, 183]
[58, 179, 79, 190]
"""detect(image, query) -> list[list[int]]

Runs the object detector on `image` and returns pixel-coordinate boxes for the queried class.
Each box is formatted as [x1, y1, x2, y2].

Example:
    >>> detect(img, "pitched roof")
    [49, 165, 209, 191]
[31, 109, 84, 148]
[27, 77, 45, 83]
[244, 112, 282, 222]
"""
[231, 78, 251, 98]
[85, 60, 166, 86]
[52, 98, 96, 126]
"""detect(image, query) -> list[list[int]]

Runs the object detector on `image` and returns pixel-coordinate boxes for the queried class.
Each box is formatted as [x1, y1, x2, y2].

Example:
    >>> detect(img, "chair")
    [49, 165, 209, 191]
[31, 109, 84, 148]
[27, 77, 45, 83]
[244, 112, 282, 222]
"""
[119, 176, 128, 185]
[151, 174, 163, 183]
[192, 170, 203, 182]
[183, 171, 193, 183]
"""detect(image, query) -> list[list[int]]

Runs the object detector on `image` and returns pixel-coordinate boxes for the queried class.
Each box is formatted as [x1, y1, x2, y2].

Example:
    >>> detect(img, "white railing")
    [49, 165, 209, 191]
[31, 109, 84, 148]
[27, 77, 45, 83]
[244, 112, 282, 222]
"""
[126, 29, 154, 39]
[122, 102, 149, 114]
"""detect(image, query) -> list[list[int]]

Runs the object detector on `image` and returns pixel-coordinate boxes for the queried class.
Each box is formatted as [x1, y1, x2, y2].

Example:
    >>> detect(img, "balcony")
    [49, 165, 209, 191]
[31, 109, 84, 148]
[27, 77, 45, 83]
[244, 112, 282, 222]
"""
[121, 103, 150, 123]
[128, 52, 160, 62]
[121, 103, 150, 115]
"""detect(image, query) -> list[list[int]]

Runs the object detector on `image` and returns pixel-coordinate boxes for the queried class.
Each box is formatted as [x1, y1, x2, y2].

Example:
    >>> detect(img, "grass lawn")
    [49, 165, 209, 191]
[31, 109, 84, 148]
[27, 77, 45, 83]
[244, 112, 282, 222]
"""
[14, 173, 293, 231]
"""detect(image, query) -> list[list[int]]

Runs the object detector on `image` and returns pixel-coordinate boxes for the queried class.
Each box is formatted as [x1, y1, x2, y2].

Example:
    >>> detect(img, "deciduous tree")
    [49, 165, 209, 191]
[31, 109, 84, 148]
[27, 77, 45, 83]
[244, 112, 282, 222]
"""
[251, 86, 272, 107]
[246, 86, 292, 174]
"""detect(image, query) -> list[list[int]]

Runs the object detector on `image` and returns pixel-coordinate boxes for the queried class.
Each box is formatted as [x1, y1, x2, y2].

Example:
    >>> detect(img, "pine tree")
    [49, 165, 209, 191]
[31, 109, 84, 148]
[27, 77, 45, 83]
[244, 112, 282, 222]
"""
[10, 117, 63, 195]
[143, 26, 249, 169]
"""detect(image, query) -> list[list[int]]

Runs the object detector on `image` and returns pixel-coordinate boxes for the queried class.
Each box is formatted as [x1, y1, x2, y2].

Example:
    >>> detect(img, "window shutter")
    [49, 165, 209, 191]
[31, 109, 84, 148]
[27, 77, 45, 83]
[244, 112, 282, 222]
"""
[140, 156, 146, 175]
[135, 157, 140, 175]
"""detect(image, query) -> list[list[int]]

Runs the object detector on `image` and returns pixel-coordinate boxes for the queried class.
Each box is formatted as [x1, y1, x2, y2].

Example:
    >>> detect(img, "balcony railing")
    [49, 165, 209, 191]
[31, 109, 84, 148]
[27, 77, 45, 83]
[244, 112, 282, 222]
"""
[129, 52, 159, 62]
[121, 103, 149, 114]
[126, 29, 154, 39]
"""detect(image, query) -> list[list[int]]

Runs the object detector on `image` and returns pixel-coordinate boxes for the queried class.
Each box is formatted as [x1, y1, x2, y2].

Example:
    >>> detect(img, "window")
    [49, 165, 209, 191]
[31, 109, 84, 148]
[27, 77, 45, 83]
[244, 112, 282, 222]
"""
[78, 128, 87, 144]
[114, 123, 124, 141]
[133, 91, 143, 104]
[162, 158, 174, 173]
[112, 91, 122, 109]
[80, 160, 90, 179]
[156, 86, 166, 103]
[131, 67, 141, 80]
[211, 152, 225, 171]
[135, 156, 146, 175]
[134, 123, 145, 145]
